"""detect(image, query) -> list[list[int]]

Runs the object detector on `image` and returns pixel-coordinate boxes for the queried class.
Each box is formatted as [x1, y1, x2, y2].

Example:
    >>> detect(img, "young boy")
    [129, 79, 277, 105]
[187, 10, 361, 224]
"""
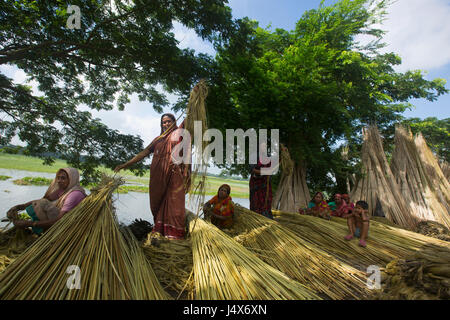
[343, 200, 370, 247]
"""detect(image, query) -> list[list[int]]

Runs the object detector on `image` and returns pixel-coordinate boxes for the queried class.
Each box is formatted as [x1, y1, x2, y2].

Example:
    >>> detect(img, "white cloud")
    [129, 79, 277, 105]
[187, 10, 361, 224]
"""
[172, 21, 216, 56]
[379, 0, 450, 72]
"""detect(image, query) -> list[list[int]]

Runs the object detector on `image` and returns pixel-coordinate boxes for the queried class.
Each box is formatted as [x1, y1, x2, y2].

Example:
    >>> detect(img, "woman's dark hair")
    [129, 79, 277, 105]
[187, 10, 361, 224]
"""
[160, 113, 176, 133]
[160, 113, 176, 125]
[218, 184, 231, 196]
[356, 200, 369, 210]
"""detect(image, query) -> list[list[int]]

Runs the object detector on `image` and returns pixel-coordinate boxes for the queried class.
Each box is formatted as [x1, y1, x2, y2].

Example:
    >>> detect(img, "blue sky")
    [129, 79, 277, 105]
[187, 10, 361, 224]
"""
[2, 0, 449, 150]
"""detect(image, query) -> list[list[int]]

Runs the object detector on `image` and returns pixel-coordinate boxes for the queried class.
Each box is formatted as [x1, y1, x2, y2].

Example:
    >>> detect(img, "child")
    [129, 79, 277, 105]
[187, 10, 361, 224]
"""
[203, 184, 234, 229]
[343, 200, 370, 247]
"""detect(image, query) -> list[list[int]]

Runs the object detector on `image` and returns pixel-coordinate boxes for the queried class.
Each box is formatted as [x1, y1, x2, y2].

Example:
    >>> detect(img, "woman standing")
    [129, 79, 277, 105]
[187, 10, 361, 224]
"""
[249, 156, 274, 219]
[114, 113, 191, 239]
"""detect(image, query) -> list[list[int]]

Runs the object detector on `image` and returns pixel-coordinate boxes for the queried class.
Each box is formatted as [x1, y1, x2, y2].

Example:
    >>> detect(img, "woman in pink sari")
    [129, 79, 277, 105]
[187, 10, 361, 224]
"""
[7, 168, 86, 234]
[115, 113, 191, 239]
[328, 194, 349, 218]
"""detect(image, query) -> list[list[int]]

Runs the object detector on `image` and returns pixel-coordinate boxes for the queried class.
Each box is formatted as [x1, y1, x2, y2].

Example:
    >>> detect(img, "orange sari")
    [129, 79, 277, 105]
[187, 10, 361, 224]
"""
[207, 195, 234, 229]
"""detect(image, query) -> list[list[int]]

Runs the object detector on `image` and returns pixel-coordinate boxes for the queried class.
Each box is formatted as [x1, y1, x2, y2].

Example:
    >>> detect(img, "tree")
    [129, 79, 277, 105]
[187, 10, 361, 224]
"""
[0, 0, 234, 183]
[401, 117, 449, 163]
[204, 0, 448, 205]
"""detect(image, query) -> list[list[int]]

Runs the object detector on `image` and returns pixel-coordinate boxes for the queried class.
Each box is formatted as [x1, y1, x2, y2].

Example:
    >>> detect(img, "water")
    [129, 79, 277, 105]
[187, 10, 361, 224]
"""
[0, 168, 249, 228]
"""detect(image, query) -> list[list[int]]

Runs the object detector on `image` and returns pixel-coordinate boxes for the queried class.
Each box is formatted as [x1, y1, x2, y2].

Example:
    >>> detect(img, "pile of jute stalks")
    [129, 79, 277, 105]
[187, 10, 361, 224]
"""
[0, 176, 169, 300]
[2, 187, 449, 300]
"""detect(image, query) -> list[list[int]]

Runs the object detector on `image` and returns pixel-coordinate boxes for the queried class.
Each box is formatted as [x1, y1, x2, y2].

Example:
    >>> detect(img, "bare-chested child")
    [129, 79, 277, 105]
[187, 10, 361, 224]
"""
[343, 200, 370, 247]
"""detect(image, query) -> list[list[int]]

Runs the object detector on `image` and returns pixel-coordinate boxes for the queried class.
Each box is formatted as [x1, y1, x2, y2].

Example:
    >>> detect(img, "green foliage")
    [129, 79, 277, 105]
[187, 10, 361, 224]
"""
[0, 0, 234, 183]
[0, 146, 23, 154]
[204, 0, 448, 193]
[0, 175, 11, 180]
[13, 176, 53, 186]
[404, 117, 449, 162]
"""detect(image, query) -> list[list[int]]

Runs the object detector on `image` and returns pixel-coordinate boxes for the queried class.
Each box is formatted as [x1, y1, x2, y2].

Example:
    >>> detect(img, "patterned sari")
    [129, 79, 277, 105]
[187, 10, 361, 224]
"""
[206, 194, 234, 229]
[249, 160, 273, 219]
[148, 116, 191, 239]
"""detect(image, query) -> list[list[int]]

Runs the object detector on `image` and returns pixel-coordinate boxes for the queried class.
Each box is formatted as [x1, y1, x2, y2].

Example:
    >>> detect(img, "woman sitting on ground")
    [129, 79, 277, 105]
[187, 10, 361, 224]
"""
[299, 192, 331, 220]
[328, 193, 349, 218]
[203, 184, 234, 229]
[342, 194, 354, 212]
[7, 168, 87, 235]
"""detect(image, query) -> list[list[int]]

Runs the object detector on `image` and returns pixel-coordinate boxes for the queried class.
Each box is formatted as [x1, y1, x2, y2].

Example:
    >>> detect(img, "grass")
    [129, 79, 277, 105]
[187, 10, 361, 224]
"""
[0, 175, 11, 181]
[0, 153, 250, 198]
[13, 177, 53, 186]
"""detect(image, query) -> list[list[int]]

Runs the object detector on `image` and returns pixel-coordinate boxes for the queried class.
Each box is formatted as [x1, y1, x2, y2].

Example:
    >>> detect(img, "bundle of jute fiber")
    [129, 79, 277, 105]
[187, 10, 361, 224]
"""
[350, 125, 418, 230]
[229, 205, 370, 300]
[391, 125, 450, 229]
[187, 211, 320, 300]
[142, 233, 194, 300]
[184, 79, 209, 217]
[415, 221, 450, 242]
[0, 228, 36, 273]
[0, 176, 170, 300]
[272, 210, 450, 271]
[414, 133, 450, 214]
[272, 210, 399, 268]
[272, 146, 310, 213]
[377, 244, 450, 300]
[439, 160, 450, 182]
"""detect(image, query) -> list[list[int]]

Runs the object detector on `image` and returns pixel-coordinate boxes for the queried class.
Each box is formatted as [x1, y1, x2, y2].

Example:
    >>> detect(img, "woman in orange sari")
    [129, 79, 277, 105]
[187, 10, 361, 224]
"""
[115, 113, 191, 239]
[203, 184, 234, 229]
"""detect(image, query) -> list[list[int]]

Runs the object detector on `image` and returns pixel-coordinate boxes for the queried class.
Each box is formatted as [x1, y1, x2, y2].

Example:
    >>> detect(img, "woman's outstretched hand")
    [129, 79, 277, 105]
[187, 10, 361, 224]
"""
[114, 164, 127, 173]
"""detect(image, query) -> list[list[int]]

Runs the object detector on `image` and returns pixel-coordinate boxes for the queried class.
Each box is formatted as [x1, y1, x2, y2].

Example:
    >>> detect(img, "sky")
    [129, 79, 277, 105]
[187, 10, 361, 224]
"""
[2, 0, 449, 168]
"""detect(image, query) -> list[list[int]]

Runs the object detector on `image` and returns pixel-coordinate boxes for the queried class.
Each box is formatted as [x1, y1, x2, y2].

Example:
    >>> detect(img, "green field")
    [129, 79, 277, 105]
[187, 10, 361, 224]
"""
[0, 153, 249, 198]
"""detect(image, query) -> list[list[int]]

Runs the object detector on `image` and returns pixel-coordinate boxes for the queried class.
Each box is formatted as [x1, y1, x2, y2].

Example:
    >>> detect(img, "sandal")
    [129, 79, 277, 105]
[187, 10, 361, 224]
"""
[344, 234, 354, 241]
[359, 239, 367, 247]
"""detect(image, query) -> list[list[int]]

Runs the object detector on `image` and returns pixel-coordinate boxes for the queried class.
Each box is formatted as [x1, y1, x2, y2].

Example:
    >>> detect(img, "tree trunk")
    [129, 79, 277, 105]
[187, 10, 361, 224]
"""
[273, 161, 310, 213]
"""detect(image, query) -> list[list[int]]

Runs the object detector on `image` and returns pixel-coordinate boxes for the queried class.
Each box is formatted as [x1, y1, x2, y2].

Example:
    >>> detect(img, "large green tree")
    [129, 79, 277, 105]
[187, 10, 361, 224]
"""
[204, 0, 448, 201]
[401, 117, 449, 162]
[0, 0, 233, 183]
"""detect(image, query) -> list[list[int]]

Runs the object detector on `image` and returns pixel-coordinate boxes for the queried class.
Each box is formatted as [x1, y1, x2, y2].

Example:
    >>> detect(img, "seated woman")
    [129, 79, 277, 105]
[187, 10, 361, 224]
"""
[299, 192, 331, 220]
[7, 168, 87, 235]
[328, 194, 349, 218]
[342, 194, 354, 212]
[203, 184, 234, 229]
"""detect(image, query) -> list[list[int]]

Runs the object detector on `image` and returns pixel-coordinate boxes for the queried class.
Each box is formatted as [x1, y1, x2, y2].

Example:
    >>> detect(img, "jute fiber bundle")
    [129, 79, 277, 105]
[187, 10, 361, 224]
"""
[142, 233, 194, 299]
[0, 176, 170, 300]
[414, 133, 450, 216]
[184, 79, 209, 217]
[272, 210, 450, 271]
[187, 211, 320, 300]
[391, 125, 450, 229]
[377, 244, 450, 300]
[273, 145, 310, 212]
[350, 126, 418, 230]
[230, 205, 370, 300]
[439, 160, 450, 182]
[0, 228, 36, 273]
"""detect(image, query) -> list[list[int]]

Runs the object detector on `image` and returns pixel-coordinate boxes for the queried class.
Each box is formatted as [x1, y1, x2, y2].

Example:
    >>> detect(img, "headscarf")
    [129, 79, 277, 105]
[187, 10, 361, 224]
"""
[309, 192, 329, 211]
[218, 184, 231, 197]
[44, 168, 87, 209]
